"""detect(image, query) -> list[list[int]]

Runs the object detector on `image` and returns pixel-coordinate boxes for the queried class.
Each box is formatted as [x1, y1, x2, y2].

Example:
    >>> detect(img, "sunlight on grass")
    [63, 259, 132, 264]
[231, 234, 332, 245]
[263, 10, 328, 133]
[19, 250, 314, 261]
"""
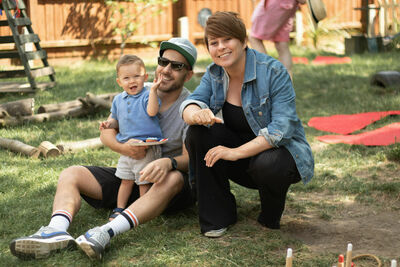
[1, 48, 399, 266]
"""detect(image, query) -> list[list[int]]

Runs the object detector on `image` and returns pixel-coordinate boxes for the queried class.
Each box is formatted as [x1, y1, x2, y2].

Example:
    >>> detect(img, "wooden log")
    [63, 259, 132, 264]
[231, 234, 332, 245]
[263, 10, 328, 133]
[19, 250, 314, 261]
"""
[0, 98, 34, 118]
[37, 92, 117, 113]
[0, 106, 93, 127]
[38, 141, 60, 157]
[37, 99, 82, 114]
[0, 137, 40, 158]
[85, 92, 112, 109]
[57, 137, 103, 153]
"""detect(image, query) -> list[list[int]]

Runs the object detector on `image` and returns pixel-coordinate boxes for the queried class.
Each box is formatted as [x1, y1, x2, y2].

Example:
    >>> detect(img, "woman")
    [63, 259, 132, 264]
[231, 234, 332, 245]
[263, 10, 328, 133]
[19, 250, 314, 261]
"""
[180, 12, 314, 237]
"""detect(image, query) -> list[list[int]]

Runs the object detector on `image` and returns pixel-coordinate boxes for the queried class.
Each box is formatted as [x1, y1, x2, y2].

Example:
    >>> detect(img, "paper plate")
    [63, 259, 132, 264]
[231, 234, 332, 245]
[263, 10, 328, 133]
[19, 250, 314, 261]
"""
[128, 138, 168, 146]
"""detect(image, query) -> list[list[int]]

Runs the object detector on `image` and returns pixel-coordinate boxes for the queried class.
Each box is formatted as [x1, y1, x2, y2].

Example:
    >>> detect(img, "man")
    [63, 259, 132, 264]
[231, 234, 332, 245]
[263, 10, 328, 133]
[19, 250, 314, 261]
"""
[9, 37, 197, 260]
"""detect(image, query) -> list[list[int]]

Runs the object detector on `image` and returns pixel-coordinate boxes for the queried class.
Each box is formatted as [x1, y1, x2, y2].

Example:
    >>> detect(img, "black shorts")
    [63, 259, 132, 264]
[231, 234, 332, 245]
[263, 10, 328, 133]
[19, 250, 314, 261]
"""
[81, 166, 196, 214]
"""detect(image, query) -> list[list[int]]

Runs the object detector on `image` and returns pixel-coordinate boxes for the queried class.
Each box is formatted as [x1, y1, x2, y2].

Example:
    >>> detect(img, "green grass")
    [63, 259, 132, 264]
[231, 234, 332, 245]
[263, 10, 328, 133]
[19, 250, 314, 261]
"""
[0, 48, 399, 266]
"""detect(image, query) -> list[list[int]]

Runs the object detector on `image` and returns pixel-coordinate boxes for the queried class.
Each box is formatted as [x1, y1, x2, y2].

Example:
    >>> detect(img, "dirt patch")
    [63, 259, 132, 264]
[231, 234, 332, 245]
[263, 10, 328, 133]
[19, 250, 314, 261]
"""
[282, 205, 400, 258]
[279, 163, 400, 261]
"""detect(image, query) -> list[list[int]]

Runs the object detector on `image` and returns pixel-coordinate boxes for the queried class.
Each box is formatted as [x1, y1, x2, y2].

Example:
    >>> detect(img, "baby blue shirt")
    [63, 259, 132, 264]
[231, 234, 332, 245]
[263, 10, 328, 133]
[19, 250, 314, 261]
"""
[111, 86, 163, 143]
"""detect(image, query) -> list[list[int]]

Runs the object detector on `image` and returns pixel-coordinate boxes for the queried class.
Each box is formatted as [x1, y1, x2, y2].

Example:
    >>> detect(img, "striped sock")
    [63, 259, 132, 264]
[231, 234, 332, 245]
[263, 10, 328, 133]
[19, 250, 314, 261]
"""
[101, 208, 139, 237]
[48, 210, 72, 232]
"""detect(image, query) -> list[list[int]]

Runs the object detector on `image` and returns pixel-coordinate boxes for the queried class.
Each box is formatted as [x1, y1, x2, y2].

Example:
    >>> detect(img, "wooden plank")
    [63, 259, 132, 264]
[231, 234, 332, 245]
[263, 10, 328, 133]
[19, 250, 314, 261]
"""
[0, 50, 19, 58]
[0, 50, 47, 60]
[0, 36, 15, 44]
[30, 66, 55, 78]
[25, 50, 47, 60]
[8, 0, 27, 10]
[35, 81, 56, 90]
[10, 17, 32, 26]
[0, 20, 9, 27]
[0, 69, 26, 78]
[0, 81, 56, 93]
[18, 34, 40, 45]
[0, 82, 34, 93]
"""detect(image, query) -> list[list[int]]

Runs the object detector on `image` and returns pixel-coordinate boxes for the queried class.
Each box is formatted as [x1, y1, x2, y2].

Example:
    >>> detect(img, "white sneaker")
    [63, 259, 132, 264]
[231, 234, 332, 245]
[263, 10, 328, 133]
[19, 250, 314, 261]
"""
[76, 226, 111, 260]
[203, 227, 228, 238]
[9, 226, 76, 260]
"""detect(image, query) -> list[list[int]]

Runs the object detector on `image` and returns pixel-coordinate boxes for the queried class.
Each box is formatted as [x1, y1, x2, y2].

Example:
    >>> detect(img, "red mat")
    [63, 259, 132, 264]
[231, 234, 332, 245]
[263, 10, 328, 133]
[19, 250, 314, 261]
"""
[293, 57, 309, 64]
[317, 123, 400, 146]
[311, 56, 352, 65]
[308, 111, 400, 134]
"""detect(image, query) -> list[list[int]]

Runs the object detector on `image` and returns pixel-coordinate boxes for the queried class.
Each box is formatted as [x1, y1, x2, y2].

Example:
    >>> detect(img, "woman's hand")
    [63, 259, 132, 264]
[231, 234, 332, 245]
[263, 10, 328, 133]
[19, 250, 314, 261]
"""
[190, 108, 223, 126]
[204, 145, 241, 167]
[139, 157, 171, 184]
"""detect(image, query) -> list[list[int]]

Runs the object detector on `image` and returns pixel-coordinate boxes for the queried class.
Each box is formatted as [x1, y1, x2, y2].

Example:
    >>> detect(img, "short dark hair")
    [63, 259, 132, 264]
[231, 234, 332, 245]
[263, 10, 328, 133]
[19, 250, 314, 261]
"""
[204, 11, 247, 49]
[116, 54, 145, 74]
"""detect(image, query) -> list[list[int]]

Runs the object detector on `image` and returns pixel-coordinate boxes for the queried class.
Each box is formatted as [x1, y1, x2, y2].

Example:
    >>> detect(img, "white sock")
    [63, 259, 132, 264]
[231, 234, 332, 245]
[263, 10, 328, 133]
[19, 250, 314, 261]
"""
[48, 210, 72, 232]
[101, 208, 139, 237]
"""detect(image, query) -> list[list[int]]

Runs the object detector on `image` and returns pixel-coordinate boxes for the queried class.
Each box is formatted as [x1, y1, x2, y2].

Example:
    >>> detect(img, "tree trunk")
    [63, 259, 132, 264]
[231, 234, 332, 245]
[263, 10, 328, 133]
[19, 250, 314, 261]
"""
[0, 137, 40, 158]
[38, 141, 61, 157]
[57, 137, 103, 153]
[0, 98, 34, 118]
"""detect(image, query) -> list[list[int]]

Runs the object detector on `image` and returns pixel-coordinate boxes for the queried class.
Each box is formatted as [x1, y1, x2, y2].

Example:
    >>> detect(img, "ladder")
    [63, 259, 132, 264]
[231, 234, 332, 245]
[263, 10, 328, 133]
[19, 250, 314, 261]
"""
[0, 0, 56, 93]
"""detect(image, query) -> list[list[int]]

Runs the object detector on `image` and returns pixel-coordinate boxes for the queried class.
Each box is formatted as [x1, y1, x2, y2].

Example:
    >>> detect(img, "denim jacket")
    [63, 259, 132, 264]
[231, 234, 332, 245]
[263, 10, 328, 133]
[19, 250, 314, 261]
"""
[180, 48, 314, 184]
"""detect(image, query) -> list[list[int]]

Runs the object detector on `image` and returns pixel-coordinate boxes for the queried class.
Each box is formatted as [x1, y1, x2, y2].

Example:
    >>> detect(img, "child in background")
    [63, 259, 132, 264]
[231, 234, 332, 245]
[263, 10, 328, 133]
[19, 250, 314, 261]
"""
[100, 54, 164, 221]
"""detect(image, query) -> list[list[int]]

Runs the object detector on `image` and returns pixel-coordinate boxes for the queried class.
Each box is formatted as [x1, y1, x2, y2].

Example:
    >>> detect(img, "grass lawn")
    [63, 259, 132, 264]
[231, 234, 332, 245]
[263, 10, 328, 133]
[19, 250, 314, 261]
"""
[0, 48, 399, 266]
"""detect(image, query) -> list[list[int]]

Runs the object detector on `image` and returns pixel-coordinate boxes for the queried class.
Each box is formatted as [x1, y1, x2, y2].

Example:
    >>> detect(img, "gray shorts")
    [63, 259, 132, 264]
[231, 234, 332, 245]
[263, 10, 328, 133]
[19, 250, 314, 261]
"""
[115, 145, 162, 185]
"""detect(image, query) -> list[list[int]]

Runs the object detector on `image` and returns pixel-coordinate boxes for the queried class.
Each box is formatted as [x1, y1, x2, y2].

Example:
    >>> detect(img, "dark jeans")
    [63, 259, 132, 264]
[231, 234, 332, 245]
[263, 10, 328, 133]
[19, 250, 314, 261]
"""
[185, 124, 301, 233]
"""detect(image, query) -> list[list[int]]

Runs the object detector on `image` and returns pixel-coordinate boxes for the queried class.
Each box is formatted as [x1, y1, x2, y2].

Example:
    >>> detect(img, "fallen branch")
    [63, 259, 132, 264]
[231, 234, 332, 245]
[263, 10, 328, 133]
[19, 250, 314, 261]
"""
[0, 137, 40, 158]
[57, 137, 103, 153]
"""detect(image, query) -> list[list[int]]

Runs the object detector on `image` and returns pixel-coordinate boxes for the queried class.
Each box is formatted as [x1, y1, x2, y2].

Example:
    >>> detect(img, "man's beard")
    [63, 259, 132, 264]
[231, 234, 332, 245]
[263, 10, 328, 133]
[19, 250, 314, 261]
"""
[157, 72, 187, 93]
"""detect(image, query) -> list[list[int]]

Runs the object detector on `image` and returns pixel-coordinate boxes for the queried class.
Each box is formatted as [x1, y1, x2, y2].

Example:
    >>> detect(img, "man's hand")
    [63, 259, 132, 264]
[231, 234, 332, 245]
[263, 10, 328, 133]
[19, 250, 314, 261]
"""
[139, 157, 171, 184]
[190, 108, 223, 126]
[204, 145, 241, 167]
[121, 139, 148, 159]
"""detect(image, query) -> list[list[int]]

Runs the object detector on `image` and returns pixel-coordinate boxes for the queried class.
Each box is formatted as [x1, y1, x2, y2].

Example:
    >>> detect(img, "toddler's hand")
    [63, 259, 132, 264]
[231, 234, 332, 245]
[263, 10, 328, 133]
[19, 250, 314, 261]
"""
[99, 120, 111, 131]
[151, 73, 163, 91]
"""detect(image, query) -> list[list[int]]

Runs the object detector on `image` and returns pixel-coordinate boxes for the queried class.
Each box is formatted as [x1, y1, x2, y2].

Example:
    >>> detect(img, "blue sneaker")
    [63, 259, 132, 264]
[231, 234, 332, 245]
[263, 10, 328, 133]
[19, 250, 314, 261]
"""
[9, 226, 76, 260]
[76, 226, 111, 260]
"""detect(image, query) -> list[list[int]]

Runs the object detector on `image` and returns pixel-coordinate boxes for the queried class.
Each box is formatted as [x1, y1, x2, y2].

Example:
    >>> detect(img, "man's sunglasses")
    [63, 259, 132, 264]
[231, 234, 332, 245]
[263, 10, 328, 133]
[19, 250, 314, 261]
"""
[158, 57, 190, 71]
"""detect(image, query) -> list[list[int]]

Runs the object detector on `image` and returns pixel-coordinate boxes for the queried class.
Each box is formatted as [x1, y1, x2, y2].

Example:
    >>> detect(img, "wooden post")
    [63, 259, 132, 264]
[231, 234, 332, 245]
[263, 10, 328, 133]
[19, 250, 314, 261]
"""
[0, 137, 40, 158]
[378, 0, 386, 36]
[295, 10, 304, 46]
[38, 141, 60, 157]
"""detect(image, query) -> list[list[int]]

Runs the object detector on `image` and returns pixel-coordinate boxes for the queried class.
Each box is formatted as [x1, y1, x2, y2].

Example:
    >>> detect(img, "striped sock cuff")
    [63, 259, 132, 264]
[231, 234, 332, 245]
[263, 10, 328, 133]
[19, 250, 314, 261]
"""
[121, 209, 139, 229]
[52, 210, 72, 223]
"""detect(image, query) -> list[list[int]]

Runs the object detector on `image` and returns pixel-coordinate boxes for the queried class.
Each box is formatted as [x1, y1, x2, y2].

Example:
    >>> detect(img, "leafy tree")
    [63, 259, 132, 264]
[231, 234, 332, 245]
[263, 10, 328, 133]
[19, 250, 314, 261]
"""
[105, 0, 177, 55]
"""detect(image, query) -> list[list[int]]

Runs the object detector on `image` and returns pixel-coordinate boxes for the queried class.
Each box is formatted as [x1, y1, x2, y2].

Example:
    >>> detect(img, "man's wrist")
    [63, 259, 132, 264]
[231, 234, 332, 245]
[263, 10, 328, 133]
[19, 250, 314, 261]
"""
[168, 157, 177, 171]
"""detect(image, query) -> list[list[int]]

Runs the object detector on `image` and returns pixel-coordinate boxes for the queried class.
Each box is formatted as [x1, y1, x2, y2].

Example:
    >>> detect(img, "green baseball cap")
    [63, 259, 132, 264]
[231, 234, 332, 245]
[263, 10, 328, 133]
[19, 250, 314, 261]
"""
[160, 38, 197, 69]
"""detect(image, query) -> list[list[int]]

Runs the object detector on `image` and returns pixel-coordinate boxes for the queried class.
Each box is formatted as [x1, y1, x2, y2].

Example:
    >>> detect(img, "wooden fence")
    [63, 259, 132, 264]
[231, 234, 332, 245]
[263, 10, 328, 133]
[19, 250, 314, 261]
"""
[0, 0, 399, 61]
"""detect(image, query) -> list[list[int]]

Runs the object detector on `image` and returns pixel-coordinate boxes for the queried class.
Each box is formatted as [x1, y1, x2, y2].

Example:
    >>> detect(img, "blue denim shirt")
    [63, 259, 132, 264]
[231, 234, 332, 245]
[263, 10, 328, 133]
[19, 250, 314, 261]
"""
[180, 48, 314, 184]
